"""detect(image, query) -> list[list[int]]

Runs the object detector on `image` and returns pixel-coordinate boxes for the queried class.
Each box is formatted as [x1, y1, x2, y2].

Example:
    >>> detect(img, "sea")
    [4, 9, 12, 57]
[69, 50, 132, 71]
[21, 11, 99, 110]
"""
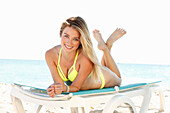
[0, 59, 170, 88]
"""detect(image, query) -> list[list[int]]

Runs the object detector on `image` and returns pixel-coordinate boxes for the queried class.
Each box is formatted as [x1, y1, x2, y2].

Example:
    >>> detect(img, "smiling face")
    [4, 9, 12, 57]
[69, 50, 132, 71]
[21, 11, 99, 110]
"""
[61, 26, 81, 52]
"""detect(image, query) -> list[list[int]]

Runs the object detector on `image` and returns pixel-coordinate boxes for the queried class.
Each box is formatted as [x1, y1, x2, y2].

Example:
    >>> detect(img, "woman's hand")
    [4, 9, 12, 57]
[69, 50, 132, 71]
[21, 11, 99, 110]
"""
[52, 82, 64, 95]
[47, 87, 55, 98]
[47, 82, 64, 97]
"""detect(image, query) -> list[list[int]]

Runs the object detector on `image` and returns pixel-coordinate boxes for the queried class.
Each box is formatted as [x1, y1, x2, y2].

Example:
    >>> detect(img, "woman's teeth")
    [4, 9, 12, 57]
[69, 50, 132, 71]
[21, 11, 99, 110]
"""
[65, 45, 72, 49]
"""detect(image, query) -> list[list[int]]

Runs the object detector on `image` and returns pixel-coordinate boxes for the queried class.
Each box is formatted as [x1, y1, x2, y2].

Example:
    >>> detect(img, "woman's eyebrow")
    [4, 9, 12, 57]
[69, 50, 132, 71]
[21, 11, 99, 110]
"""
[64, 33, 80, 39]
[74, 36, 80, 39]
[64, 33, 69, 35]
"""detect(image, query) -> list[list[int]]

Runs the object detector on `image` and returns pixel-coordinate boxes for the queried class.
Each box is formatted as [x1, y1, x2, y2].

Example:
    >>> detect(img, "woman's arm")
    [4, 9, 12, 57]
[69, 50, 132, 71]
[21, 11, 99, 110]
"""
[45, 47, 68, 96]
[45, 47, 64, 84]
[46, 49, 93, 95]
[69, 55, 93, 92]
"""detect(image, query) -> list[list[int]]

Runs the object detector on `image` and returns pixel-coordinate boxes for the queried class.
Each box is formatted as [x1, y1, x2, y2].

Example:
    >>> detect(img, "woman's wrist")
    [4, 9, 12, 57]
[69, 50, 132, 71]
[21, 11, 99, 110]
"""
[64, 84, 69, 92]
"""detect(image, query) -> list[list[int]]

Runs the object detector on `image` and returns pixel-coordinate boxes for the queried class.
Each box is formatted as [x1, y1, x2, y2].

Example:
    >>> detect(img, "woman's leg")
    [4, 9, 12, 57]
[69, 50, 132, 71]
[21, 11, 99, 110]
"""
[106, 28, 126, 49]
[101, 28, 126, 67]
[93, 29, 126, 78]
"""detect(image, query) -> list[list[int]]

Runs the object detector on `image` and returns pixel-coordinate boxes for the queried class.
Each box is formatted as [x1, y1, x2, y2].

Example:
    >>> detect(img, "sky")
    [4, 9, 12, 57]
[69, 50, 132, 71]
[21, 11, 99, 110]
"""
[0, 0, 170, 65]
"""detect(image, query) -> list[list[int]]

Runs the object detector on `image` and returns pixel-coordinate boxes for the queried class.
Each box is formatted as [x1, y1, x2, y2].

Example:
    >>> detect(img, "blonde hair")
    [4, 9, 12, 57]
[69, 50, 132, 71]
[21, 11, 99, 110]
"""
[60, 16, 101, 80]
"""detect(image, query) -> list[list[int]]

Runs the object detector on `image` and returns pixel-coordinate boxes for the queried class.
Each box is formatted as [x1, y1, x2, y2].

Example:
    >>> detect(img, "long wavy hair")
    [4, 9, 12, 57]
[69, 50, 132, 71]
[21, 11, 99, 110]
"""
[60, 16, 101, 81]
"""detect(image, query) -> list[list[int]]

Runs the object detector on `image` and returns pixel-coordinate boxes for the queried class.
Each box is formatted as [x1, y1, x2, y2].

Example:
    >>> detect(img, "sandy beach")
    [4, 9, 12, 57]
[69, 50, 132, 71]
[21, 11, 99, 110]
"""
[0, 83, 170, 113]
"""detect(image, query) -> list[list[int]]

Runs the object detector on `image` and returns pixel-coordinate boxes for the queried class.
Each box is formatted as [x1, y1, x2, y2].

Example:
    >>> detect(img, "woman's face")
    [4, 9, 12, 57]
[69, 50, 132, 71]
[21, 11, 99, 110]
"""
[61, 26, 81, 53]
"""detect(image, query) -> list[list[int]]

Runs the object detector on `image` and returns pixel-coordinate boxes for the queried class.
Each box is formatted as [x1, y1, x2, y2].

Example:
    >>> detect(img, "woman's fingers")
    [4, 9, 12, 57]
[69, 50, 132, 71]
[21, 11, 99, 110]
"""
[48, 82, 64, 96]
[48, 90, 55, 97]
[47, 87, 56, 97]
[47, 87, 53, 92]
[54, 84, 63, 94]
[51, 83, 63, 95]
[47, 83, 63, 97]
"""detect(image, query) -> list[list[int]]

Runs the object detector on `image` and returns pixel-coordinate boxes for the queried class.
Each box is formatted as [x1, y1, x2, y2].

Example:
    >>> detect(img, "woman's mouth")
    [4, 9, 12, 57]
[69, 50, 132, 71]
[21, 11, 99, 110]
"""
[65, 44, 73, 49]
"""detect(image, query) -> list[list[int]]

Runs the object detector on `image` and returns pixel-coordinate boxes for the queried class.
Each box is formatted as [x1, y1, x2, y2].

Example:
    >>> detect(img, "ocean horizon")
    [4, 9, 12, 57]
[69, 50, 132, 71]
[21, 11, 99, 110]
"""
[0, 59, 169, 88]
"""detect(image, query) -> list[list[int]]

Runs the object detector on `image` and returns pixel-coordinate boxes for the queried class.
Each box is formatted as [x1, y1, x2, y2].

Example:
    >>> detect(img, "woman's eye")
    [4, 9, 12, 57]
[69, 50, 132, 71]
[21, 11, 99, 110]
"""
[74, 38, 79, 41]
[64, 35, 68, 38]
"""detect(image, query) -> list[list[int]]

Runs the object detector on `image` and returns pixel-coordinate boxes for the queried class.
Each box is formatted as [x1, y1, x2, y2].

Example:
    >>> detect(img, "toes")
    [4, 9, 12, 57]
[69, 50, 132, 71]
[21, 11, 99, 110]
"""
[93, 29, 99, 33]
[121, 29, 126, 34]
[93, 29, 101, 38]
[117, 28, 126, 34]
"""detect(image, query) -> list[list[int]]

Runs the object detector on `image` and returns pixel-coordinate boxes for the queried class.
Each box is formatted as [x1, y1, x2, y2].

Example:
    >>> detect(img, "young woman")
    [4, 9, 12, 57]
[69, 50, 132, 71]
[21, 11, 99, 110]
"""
[45, 16, 126, 97]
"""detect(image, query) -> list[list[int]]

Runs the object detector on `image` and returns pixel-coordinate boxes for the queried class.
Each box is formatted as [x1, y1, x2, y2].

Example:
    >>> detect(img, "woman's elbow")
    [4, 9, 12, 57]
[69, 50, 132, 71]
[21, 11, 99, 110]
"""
[71, 85, 80, 92]
[117, 77, 122, 86]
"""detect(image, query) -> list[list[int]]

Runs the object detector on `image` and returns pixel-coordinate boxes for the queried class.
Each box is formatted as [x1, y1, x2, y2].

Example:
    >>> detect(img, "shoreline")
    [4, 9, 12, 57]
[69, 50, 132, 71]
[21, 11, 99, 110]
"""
[0, 83, 170, 113]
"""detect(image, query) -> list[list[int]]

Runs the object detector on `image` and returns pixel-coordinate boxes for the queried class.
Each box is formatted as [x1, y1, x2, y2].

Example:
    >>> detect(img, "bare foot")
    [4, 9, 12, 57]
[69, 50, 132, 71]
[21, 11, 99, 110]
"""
[106, 28, 126, 48]
[93, 29, 107, 51]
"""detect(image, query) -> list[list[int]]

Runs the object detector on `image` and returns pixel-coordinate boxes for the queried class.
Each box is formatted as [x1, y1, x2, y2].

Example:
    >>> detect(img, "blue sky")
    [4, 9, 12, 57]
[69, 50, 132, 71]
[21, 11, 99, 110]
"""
[0, 0, 169, 65]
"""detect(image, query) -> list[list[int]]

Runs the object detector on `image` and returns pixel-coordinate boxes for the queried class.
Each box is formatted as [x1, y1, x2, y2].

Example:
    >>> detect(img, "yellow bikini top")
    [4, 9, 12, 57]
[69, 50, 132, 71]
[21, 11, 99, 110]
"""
[57, 48, 79, 82]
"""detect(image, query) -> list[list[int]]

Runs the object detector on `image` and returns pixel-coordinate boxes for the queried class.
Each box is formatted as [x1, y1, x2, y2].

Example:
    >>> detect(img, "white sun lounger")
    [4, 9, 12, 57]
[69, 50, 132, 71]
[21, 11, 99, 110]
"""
[10, 81, 165, 113]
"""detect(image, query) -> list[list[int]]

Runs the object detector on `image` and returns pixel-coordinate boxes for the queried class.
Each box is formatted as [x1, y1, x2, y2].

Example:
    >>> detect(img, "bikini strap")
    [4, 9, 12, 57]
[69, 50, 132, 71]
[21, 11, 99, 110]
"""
[58, 48, 62, 65]
[58, 48, 79, 68]
[73, 49, 79, 68]
[57, 48, 68, 81]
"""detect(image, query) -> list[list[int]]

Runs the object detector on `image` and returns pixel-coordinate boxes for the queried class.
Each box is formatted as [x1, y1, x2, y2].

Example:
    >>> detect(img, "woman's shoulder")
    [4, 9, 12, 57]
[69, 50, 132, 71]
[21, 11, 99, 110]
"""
[78, 49, 93, 66]
[45, 45, 61, 59]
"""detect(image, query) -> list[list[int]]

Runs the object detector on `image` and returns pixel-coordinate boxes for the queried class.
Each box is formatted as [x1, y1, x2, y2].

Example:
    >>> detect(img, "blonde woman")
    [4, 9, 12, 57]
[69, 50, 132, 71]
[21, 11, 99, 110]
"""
[46, 16, 126, 97]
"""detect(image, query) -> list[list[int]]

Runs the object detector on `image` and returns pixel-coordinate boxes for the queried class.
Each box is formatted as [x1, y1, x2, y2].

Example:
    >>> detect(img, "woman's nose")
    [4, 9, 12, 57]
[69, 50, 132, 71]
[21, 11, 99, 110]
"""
[67, 39, 72, 44]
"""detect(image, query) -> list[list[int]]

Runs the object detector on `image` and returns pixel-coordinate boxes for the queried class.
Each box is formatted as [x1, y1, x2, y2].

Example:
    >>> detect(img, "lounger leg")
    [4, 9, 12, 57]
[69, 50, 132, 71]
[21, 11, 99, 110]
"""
[139, 87, 151, 113]
[158, 88, 165, 112]
[78, 107, 85, 113]
[71, 107, 85, 113]
[71, 107, 78, 113]
[32, 104, 42, 113]
[11, 95, 25, 113]
[103, 95, 137, 113]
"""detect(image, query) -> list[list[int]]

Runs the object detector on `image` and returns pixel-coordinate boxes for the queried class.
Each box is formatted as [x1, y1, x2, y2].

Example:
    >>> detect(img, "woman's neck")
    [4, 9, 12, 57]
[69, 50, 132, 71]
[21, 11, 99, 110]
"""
[61, 49, 77, 61]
